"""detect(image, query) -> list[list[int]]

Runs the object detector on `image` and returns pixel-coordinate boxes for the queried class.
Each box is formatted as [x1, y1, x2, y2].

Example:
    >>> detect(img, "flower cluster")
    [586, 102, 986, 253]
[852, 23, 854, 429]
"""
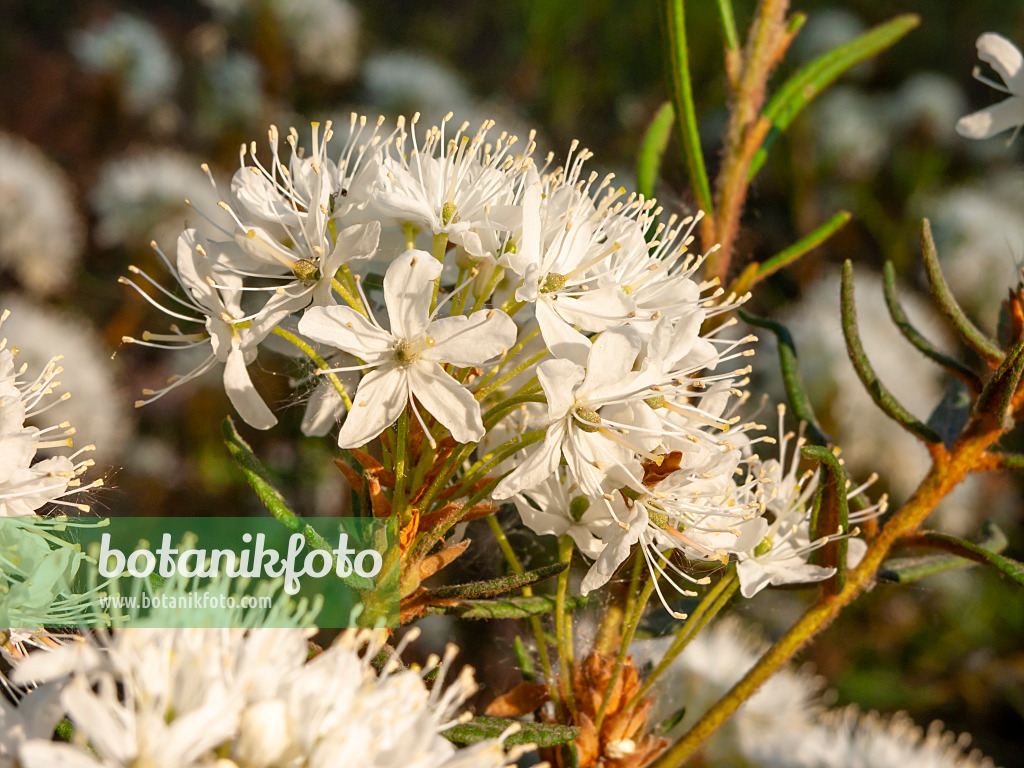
[127, 114, 877, 613]
[5, 627, 527, 768]
[0, 310, 100, 518]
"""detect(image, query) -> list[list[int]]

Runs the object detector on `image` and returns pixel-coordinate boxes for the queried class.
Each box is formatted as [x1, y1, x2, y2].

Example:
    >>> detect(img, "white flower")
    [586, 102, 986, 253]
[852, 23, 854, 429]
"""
[957, 33, 1024, 141]
[0, 310, 100, 517]
[90, 150, 230, 252]
[491, 328, 647, 500]
[0, 133, 84, 296]
[72, 13, 180, 113]
[371, 114, 534, 257]
[270, 0, 360, 82]
[512, 468, 612, 558]
[0, 294, 130, 461]
[13, 628, 527, 768]
[124, 229, 289, 430]
[298, 250, 517, 448]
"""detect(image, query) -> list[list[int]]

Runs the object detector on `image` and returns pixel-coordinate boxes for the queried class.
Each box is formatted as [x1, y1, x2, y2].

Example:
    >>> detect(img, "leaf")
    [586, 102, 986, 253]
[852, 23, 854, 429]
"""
[802, 444, 849, 595]
[926, 378, 972, 449]
[222, 416, 373, 591]
[883, 261, 980, 393]
[748, 15, 920, 179]
[442, 717, 579, 748]
[920, 219, 1003, 366]
[428, 562, 568, 600]
[738, 310, 830, 445]
[434, 595, 591, 620]
[880, 520, 1009, 584]
[636, 101, 675, 202]
[661, 0, 713, 216]
[973, 337, 1024, 433]
[883, 521, 1022, 586]
[840, 261, 942, 444]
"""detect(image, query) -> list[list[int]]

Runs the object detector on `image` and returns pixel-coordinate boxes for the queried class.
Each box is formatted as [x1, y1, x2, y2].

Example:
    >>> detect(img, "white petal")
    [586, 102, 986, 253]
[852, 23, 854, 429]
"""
[408, 362, 484, 443]
[955, 98, 1024, 139]
[536, 299, 590, 365]
[426, 310, 517, 367]
[19, 741, 103, 768]
[580, 515, 645, 595]
[553, 289, 634, 333]
[491, 422, 565, 499]
[384, 249, 441, 339]
[580, 327, 642, 399]
[537, 358, 585, 421]
[301, 379, 346, 437]
[224, 342, 277, 430]
[298, 305, 394, 360]
[977, 32, 1024, 92]
[176, 229, 222, 315]
[324, 220, 381, 274]
[337, 366, 407, 448]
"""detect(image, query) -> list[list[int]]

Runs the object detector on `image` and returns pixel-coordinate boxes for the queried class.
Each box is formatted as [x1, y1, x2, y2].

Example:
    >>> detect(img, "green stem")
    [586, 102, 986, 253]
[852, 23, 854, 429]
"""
[556, 536, 576, 710]
[392, 409, 410, 521]
[629, 569, 738, 709]
[486, 516, 560, 713]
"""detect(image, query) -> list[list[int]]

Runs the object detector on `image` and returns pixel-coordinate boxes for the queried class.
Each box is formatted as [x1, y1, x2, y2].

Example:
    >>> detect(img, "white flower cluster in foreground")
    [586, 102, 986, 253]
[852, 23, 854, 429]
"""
[0, 133, 84, 296]
[631, 618, 995, 768]
[4, 628, 526, 768]
[126, 114, 877, 612]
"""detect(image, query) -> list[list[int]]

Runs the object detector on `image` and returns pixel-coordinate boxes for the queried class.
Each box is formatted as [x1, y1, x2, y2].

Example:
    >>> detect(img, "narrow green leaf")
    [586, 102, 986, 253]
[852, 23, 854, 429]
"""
[637, 101, 675, 202]
[883, 261, 981, 393]
[802, 444, 849, 594]
[661, 0, 713, 215]
[738, 310, 830, 445]
[995, 452, 1024, 470]
[920, 219, 1003, 365]
[748, 14, 919, 179]
[840, 261, 942, 444]
[655, 706, 688, 735]
[222, 416, 373, 591]
[880, 520, 1009, 584]
[973, 337, 1024, 432]
[714, 0, 740, 52]
[434, 594, 590, 620]
[427, 562, 568, 600]
[513, 636, 536, 682]
[898, 524, 1024, 587]
[443, 717, 579, 748]
[756, 210, 851, 281]
[926, 379, 972, 449]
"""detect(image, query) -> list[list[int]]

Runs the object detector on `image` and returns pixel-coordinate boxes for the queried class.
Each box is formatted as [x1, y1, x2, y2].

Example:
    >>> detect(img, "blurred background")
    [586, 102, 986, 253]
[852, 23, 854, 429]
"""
[1, 0, 1022, 762]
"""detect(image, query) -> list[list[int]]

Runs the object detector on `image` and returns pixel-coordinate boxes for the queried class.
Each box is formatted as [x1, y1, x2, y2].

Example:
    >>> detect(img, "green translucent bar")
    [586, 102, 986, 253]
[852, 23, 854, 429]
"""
[0, 516, 397, 629]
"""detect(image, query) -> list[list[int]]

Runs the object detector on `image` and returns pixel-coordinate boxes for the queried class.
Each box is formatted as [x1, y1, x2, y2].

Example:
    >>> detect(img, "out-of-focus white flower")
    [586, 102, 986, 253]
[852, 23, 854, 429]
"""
[269, 0, 360, 82]
[957, 33, 1024, 141]
[72, 13, 180, 113]
[792, 8, 866, 67]
[888, 73, 967, 145]
[91, 150, 230, 253]
[364, 52, 475, 116]
[917, 172, 1024, 333]
[196, 52, 264, 138]
[13, 628, 528, 768]
[0, 134, 84, 296]
[632, 617, 995, 768]
[299, 250, 517, 447]
[811, 87, 889, 179]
